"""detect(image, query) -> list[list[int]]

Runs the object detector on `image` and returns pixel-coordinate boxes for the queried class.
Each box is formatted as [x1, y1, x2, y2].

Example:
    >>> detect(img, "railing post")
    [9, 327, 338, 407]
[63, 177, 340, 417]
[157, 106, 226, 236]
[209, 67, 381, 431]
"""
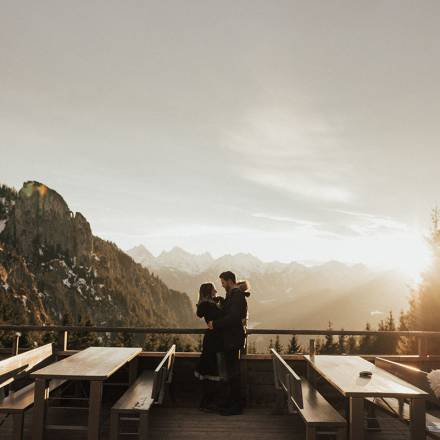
[309, 339, 316, 361]
[12, 332, 21, 356]
[417, 336, 428, 357]
[57, 330, 68, 352]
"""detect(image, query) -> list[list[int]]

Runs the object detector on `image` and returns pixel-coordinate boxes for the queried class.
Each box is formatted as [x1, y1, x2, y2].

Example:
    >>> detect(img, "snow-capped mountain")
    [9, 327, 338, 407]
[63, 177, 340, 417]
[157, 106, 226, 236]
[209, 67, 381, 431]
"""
[126, 244, 412, 333]
[156, 247, 214, 274]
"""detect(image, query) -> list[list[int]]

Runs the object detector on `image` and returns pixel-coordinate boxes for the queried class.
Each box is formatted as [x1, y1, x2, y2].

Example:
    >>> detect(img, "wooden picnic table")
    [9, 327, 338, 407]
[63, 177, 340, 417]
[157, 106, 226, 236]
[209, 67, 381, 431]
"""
[31, 346, 142, 440]
[304, 355, 428, 440]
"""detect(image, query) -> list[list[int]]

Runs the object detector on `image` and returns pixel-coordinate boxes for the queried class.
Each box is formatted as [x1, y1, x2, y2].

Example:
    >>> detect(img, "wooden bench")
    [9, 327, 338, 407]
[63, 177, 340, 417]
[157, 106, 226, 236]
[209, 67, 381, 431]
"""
[369, 357, 440, 438]
[110, 345, 176, 440]
[271, 349, 346, 440]
[0, 343, 66, 440]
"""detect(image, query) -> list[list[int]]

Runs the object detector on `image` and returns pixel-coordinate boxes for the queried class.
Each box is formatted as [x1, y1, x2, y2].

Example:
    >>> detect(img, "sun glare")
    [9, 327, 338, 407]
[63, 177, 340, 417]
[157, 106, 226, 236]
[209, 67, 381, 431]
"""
[373, 233, 432, 284]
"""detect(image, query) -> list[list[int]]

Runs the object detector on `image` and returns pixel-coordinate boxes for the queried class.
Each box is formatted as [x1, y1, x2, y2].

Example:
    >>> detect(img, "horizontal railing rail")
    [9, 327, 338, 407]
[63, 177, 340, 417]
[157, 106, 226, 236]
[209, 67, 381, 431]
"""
[0, 325, 440, 337]
[0, 325, 437, 357]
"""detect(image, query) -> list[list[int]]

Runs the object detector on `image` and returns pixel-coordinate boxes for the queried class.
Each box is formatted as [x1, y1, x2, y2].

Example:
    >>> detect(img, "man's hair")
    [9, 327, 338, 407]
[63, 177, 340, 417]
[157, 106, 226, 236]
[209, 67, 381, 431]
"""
[219, 271, 236, 283]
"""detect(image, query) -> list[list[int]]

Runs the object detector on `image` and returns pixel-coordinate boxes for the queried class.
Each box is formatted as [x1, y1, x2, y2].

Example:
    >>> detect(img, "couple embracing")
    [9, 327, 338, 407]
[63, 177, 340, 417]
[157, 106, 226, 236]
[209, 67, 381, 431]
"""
[194, 271, 250, 416]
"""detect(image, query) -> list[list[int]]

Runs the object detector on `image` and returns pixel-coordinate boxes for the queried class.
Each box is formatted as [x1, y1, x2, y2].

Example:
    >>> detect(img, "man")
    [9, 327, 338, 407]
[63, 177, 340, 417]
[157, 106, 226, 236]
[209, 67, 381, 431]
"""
[208, 271, 247, 416]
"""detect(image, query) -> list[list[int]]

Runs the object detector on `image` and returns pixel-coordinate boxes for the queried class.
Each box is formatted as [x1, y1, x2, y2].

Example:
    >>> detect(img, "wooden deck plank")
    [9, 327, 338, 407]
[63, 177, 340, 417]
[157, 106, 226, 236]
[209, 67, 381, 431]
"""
[0, 406, 420, 440]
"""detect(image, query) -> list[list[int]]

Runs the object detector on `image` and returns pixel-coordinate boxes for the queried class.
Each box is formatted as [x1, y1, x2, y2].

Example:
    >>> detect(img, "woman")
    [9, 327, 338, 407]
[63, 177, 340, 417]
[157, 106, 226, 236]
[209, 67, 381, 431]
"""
[194, 282, 226, 411]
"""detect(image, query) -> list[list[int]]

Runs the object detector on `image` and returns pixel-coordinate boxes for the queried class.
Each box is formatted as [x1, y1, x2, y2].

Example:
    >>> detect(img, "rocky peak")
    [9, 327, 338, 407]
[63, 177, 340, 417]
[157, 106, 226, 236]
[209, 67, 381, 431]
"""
[5, 181, 93, 263]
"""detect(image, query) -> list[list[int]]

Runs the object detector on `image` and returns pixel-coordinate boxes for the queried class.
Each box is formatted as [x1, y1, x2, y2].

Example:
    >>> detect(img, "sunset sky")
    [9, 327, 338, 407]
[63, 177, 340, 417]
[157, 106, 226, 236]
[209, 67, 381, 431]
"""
[1, 1, 439, 276]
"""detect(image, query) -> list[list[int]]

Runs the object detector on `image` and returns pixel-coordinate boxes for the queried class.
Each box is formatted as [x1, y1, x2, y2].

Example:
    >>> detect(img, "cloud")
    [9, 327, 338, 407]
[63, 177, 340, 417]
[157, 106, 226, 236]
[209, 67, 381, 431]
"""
[331, 209, 410, 235]
[223, 106, 354, 203]
[251, 212, 320, 226]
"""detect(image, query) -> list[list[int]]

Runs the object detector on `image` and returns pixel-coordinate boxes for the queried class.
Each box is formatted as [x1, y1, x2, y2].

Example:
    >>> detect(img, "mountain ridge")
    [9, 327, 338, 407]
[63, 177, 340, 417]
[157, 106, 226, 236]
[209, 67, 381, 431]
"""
[127, 243, 411, 333]
[0, 182, 197, 340]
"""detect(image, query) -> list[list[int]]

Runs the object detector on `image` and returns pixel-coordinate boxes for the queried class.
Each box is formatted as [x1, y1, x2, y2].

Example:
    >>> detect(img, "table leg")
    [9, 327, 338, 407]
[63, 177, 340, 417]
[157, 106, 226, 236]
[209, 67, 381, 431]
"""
[306, 363, 317, 387]
[32, 378, 49, 440]
[349, 397, 364, 440]
[88, 381, 103, 440]
[409, 398, 426, 440]
[128, 357, 139, 385]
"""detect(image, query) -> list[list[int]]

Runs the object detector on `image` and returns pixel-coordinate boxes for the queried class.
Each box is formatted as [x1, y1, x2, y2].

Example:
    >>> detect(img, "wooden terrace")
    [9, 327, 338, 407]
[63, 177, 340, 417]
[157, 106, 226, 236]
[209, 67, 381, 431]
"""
[0, 325, 439, 440]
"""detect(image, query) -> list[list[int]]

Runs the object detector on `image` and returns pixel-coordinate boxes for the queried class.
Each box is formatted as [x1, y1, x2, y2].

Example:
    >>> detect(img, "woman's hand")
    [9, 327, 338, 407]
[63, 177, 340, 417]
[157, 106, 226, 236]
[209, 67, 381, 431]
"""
[207, 321, 214, 330]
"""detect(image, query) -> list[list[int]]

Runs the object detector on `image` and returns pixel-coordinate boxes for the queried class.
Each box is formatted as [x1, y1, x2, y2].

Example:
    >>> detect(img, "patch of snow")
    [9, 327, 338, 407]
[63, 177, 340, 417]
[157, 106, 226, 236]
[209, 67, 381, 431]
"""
[38, 248, 43, 256]
[2, 283, 9, 291]
[0, 219, 6, 234]
[63, 278, 71, 288]
[94, 295, 101, 301]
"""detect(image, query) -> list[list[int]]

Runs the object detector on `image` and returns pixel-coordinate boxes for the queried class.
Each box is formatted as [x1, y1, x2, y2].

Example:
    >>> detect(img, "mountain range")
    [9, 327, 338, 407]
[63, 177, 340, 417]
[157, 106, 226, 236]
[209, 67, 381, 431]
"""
[127, 245, 413, 334]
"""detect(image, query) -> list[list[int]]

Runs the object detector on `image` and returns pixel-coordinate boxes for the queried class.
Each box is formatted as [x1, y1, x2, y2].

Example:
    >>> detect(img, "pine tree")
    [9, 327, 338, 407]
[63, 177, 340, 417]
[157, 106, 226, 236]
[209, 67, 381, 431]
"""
[144, 333, 159, 351]
[274, 335, 283, 353]
[337, 330, 347, 354]
[321, 321, 338, 354]
[347, 335, 358, 354]
[247, 341, 257, 354]
[402, 209, 440, 353]
[398, 310, 416, 354]
[373, 311, 398, 354]
[268, 338, 274, 352]
[287, 335, 302, 354]
[359, 323, 374, 354]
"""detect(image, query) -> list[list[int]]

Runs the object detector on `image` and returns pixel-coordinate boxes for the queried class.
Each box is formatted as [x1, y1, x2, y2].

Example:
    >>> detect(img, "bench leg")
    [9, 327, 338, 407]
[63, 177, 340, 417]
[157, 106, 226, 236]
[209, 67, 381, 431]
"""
[110, 411, 120, 440]
[129, 358, 139, 385]
[306, 425, 317, 440]
[13, 413, 24, 440]
[138, 413, 149, 439]
[336, 427, 346, 440]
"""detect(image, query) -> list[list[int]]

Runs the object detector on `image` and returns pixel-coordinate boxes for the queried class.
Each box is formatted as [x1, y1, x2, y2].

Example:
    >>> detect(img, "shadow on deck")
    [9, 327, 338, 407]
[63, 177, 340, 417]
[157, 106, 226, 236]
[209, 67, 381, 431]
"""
[0, 406, 413, 440]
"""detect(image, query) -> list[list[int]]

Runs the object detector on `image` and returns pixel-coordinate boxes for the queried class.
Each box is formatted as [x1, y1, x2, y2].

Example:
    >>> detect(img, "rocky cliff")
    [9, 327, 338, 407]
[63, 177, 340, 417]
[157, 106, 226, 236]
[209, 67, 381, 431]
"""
[0, 182, 197, 342]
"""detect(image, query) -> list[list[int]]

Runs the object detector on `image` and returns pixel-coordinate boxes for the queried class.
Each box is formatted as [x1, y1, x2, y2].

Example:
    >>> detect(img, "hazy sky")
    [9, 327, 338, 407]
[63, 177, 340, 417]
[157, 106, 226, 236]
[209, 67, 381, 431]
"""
[1, 1, 439, 274]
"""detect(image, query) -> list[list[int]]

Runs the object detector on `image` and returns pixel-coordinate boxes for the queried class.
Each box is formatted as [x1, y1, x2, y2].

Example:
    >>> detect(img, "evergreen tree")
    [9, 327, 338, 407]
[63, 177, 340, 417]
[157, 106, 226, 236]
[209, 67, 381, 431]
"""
[286, 335, 302, 354]
[347, 335, 358, 354]
[314, 337, 323, 354]
[195, 335, 203, 352]
[268, 338, 274, 352]
[247, 341, 257, 354]
[115, 332, 133, 347]
[337, 330, 347, 354]
[398, 310, 416, 354]
[321, 322, 338, 354]
[402, 209, 440, 353]
[274, 335, 283, 353]
[373, 311, 398, 354]
[144, 333, 159, 351]
[359, 322, 374, 354]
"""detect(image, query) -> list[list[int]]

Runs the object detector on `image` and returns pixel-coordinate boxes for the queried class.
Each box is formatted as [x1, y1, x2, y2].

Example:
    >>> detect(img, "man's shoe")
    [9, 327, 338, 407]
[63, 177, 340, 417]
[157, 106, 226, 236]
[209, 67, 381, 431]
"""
[220, 405, 243, 416]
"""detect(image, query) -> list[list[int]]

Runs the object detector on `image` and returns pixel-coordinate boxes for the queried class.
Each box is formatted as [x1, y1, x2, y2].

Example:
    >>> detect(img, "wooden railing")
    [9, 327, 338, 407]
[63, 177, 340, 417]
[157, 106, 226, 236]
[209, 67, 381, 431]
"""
[0, 325, 439, 357]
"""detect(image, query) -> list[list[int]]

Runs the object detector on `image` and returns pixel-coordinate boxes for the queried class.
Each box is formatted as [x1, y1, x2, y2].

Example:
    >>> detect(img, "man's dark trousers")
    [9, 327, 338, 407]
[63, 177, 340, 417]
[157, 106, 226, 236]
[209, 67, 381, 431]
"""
[224, 348, 241, 407]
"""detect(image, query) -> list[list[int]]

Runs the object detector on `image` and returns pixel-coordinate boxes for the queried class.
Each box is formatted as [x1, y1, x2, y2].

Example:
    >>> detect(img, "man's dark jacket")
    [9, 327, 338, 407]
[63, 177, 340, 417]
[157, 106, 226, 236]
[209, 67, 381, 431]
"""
[212, 287, 247, 351]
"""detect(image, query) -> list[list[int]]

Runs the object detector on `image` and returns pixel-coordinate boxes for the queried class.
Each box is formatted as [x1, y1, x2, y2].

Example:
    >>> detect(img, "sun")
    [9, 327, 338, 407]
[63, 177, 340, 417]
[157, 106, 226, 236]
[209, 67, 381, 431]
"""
[387, 234, 431, 284]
